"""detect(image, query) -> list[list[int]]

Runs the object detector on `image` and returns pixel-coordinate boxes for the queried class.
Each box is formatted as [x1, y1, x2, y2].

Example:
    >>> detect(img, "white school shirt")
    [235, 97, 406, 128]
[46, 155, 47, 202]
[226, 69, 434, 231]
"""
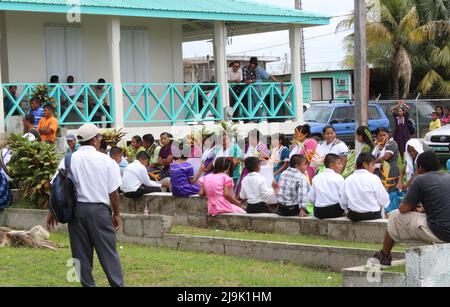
[340, 169, 390, 213]
[55, 146, 121, 205]
[63, 85, 78, 97]
[316, 139, 349, 158]
[121, 160, 161, 193]
[308, 169, 345, 208]
[240, 172, 275, 204]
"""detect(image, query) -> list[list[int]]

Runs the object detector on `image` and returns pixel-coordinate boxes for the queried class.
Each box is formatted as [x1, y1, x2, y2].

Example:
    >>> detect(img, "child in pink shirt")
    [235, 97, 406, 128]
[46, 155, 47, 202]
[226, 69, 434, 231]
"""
[199, 157, 246, 216]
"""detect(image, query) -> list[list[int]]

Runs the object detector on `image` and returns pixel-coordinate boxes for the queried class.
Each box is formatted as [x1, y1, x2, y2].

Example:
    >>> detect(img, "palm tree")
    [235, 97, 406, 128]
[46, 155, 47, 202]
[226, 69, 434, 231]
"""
[338, 0, 450, 98]
[410, 0, 450, 96]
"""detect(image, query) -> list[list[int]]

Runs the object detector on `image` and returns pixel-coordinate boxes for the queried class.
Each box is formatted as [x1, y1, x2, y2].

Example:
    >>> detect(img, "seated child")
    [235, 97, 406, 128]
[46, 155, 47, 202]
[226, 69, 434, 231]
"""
[109, 146, 128, 176]
[239, 157, 276, 214]
[198, 157, 246, 216]
[169, 144, 202, 197]
[277, 154, 309, 217]
[308, 153, 345, 219]
[340, 153, 390, 222]
[121, 152, 165, 199]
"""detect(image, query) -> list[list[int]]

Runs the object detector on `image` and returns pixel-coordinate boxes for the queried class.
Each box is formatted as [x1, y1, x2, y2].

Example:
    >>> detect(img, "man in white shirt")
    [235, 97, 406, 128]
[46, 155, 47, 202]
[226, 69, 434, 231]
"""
[340, 153, 390, 222]
[227, 61, 243, 83]
[121, 151, 165, 198]
[47, 123, 124, 287]
[240, 157, 276, 214]
[308, 154, 346, 219]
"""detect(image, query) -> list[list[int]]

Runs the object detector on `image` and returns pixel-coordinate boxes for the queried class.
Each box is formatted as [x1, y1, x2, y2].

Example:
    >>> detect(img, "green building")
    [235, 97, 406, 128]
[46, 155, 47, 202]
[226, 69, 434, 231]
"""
[301, 69, 353, 103]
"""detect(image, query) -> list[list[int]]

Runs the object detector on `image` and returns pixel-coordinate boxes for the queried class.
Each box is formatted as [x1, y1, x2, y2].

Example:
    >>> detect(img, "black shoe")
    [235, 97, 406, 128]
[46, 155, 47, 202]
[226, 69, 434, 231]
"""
[372, 250, 392, 267]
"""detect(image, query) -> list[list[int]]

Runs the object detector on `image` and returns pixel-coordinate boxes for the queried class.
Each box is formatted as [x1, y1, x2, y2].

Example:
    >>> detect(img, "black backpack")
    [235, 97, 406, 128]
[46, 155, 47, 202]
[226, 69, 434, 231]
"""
[49, 154, 77, 224]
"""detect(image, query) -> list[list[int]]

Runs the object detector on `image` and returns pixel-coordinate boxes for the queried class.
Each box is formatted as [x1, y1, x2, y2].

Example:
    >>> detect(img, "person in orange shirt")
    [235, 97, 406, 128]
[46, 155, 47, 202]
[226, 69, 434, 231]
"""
[37, 105, 58, 144]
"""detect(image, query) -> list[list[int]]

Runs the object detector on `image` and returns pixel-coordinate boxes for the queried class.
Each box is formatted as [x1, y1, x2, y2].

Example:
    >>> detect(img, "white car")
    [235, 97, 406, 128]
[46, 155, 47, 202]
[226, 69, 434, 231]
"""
[424, 125, 450, 157]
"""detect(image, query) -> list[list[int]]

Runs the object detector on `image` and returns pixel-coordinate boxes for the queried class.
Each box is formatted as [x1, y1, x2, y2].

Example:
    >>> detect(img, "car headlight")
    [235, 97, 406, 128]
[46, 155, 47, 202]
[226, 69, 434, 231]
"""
[424, 133, 432, 142]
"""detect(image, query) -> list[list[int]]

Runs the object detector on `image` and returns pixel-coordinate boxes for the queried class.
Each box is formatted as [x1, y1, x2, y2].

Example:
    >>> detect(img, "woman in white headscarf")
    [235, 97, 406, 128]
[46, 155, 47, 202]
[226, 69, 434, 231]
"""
[398, 139, 424, 191]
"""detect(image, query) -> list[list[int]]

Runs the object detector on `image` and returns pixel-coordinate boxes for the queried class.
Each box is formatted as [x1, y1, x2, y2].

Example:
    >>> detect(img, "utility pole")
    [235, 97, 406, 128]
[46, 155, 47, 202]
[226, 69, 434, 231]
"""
[354, 0, 368, 128]
[295, 0, 306, 71]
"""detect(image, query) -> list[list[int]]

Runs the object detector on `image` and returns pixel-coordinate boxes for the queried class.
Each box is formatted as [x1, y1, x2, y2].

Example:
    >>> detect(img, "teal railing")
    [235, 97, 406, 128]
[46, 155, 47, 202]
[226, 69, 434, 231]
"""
[122, 83, 223, 124]
[228, 82, 296, 121]
[2, 83, 114, 126]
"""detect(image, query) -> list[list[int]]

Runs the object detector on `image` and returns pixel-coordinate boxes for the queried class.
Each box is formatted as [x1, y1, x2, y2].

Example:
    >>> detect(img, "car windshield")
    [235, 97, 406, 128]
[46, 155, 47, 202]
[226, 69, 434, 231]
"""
[304, 106, 333, 123]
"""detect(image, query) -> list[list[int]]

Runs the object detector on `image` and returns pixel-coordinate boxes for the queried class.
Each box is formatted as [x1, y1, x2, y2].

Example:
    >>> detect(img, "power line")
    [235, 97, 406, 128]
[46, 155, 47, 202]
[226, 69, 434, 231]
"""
[228, 29, 351, 55]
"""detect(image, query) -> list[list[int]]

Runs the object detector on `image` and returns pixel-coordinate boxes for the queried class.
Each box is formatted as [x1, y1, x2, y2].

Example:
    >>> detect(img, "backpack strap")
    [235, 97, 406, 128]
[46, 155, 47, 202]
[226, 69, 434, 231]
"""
[64, 153, 72, 172]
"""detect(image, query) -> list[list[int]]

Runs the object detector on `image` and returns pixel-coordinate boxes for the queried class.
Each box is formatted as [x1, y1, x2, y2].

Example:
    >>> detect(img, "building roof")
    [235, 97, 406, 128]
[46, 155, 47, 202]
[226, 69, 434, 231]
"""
[0, 0, 330, 24]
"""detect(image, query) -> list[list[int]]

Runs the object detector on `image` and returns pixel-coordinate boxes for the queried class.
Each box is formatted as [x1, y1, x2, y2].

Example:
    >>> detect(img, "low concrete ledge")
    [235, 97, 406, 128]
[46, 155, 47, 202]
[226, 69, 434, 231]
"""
[343, 243, 450, 287]
[0, 208, 171, 240]
[208, 214, 388, 244]
[342, 261, 407, 287]
[123, 234, 404, 272]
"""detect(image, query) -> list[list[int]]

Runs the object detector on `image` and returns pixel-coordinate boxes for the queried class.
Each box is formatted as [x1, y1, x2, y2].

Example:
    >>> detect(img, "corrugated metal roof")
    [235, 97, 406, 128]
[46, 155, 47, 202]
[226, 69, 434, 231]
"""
[0, 0, 330, 24]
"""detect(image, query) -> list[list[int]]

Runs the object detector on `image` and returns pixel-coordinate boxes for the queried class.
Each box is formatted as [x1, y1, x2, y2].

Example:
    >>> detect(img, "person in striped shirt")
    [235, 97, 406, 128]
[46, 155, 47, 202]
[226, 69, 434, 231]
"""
[28, 97, 44, 128]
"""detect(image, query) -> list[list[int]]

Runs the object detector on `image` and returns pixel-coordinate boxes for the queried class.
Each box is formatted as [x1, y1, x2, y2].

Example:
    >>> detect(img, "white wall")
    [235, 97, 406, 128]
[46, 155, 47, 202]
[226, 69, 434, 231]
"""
[3, 12, 183, 84]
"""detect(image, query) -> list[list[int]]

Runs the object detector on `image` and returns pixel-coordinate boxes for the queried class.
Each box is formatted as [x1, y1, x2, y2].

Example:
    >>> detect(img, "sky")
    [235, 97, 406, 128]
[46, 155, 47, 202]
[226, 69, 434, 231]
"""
[182, 0, 355, 74]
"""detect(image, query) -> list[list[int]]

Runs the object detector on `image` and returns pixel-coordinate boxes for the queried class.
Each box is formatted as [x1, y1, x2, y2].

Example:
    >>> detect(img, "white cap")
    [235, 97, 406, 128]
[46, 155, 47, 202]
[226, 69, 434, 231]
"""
[76, 123, 98, 142]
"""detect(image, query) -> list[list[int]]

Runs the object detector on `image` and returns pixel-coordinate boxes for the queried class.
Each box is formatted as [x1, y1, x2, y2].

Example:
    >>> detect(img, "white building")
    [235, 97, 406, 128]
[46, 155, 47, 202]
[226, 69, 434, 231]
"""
[0, 0, 330, 137]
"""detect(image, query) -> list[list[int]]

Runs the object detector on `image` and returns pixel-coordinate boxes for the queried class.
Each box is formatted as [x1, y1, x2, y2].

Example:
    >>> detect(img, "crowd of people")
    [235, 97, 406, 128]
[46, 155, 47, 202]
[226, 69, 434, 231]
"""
[429, 105, 450, 131]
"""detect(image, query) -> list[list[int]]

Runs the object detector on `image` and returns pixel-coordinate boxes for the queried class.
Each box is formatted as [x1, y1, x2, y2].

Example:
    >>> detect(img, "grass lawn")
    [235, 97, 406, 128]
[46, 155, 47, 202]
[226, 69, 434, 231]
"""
[171, 226, 406, 252]
[0, 233, 342, 287]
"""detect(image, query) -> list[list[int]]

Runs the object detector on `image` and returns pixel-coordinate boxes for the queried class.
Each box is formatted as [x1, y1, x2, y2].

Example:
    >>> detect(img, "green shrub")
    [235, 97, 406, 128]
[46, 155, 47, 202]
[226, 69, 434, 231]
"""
[1, 134, 60, 208]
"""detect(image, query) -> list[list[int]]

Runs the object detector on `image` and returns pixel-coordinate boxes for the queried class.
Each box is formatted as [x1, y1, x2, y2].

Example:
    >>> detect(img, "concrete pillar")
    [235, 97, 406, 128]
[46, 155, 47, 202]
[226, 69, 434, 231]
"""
[213, 21, 229, 115]
[290, 24, 304, 124]
[0, 28, 4, 134]
[107, 16, 124, 129]
[354, 0, 368, 127]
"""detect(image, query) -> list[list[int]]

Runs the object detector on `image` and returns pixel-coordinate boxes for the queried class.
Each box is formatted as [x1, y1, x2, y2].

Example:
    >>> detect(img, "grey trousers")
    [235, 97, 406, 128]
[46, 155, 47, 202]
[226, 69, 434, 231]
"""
[68, 202, 124, 287]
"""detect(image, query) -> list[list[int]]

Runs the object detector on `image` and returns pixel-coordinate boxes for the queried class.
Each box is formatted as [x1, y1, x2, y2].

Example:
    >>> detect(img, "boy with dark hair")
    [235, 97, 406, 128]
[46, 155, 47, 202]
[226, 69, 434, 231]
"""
[308, 153, 345, 219]
[239, 157, 276, 214]
[28, 97, 44, 127]
[109, 146, 128, 176]
[22, 114, 41, 142]
[121, 151, 165, 198]
[429, 112, 442, 131]
[341, 153, 390, 222]
[277, 154, 309, 217]
[142, 134, 161, 169]
[37, 104, 58, 144]
[373, 151, 450, 266]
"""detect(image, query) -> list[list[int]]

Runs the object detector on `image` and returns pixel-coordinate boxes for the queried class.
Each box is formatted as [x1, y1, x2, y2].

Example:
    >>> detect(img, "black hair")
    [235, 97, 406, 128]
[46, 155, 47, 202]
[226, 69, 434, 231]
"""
[290, 154, 307, 168]
[136, 151, 150, 161]
[356, 153, 376, 169]
[142, 134, 155, 145]
[432, 112, 438, 116]
[24, 114, 35, 125]
[249, 57, 258, 65]
[109, 146, 123, 157]
[323, 125, 335, 135]
[416, 151, 440, 172]
[97, 78, 106, 84]
[356, 126, 374, 150]
[324, 154, 340, 169]
[43, 104, 54, 112]
[49, 75, 59, 83]
[67, 75, 74, 82]
[295, 125, 311, 138]
[376, 127, 390, 136]
[244, 157, 260, 173]
[213, 157, 232, 174]
[132, 135, 142, 145]
[30, 97, 40, 104]
[100, 139, 107, 151]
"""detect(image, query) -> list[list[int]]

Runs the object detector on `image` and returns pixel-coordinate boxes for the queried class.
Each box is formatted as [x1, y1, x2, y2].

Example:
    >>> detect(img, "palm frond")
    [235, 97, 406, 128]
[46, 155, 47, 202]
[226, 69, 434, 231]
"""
[398, 6, 419, 36]
[436, 79, 450, 96]
[417, 69, 443, 94]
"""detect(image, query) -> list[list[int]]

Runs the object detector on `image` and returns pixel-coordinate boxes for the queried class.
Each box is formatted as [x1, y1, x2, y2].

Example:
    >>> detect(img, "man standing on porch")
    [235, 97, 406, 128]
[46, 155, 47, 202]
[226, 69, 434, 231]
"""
[47, 123, 124, 287]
